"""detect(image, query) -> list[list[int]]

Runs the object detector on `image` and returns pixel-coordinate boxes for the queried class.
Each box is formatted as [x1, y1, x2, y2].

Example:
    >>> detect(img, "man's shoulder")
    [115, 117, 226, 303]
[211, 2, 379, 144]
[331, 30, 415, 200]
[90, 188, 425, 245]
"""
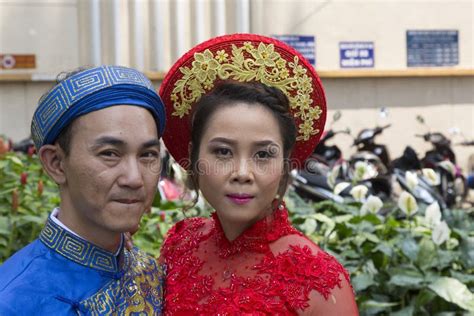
[0, 239, 48, 289]
[0, 239, 53, 312]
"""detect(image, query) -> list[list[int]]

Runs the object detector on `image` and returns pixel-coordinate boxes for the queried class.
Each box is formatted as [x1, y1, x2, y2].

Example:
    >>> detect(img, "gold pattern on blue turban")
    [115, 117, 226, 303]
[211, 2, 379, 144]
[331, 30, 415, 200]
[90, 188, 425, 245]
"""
[31, 65, 166, 149]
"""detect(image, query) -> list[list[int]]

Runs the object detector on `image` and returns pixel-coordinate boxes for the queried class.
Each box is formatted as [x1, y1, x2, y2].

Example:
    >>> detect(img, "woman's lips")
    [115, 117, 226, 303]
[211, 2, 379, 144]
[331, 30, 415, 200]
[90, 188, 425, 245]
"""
[226, 194, 254, 205]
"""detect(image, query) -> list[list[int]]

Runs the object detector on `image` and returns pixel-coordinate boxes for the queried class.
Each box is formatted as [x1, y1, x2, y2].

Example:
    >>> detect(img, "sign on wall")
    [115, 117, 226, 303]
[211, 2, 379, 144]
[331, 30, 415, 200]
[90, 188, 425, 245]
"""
[0, 54, 36, 69]
[407, 30, 459, 67]
[273, 35, 316, 66]
[339, 42, 374, 68]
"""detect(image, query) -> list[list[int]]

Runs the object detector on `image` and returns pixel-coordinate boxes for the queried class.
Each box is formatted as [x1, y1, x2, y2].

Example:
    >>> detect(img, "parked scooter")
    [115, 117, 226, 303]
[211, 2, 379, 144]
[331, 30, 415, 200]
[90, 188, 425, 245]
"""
[415, 115, 467, 207]
[349, 123, 393, 201]
[391, 146, 447, 209]
[291, 111, 351, 203]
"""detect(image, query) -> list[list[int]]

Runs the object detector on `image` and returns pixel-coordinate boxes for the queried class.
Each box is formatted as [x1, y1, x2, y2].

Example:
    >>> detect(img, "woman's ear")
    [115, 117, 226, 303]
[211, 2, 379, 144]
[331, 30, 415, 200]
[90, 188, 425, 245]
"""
[38, 144, 67, 185]
[188, 142, 193, 159]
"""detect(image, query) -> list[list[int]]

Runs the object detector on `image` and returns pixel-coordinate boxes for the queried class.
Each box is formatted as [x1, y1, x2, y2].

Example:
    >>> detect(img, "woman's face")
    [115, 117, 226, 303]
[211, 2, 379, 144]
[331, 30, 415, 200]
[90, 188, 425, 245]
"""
[197, 102, 285, 232]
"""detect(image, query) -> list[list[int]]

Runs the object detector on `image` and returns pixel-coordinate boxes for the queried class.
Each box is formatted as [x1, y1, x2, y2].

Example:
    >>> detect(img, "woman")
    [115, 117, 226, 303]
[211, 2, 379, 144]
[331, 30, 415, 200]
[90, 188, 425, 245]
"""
[158, 34, 358, 315]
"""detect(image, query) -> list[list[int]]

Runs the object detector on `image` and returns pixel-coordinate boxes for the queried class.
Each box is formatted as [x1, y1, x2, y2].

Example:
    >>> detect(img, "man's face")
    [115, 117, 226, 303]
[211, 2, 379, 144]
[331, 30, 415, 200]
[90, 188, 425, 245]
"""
[60, 105, 160, 241]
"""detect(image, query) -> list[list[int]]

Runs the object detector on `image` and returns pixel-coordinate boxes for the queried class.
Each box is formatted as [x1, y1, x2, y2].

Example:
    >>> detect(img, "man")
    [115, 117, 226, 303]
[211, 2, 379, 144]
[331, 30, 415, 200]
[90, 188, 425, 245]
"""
[0, 65, 166, 314]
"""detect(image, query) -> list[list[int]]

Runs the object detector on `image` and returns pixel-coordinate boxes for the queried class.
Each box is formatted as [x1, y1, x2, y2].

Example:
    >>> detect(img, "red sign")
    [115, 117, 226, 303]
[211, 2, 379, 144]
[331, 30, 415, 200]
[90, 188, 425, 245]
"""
[0, 54, 36, 69]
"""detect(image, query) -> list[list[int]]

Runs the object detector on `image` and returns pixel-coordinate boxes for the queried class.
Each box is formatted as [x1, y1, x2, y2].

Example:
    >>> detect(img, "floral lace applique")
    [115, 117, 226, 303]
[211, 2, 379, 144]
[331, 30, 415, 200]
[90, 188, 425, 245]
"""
[161, 207, 352, 315]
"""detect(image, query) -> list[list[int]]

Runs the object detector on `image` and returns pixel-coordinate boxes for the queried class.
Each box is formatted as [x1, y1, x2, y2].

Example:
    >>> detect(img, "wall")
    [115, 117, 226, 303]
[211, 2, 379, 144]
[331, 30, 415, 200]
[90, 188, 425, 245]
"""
[0, 0, 473, 170]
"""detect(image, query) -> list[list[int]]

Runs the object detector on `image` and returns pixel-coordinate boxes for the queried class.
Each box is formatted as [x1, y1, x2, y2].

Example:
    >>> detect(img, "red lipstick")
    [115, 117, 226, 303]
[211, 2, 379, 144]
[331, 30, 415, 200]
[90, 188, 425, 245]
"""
[226, 194, 254, 205]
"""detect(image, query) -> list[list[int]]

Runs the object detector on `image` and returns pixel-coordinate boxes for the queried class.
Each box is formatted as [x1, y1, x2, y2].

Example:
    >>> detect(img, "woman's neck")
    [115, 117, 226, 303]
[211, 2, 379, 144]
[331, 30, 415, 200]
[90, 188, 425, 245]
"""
[217, 207, 273, 242]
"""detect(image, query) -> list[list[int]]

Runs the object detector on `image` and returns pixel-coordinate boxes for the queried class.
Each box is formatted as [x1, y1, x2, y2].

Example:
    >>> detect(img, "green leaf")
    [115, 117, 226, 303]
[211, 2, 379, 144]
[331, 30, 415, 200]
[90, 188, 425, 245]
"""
[401, 237, 419, 260]
[313, 213, 335, 237]
[372, 243, 393, 257]
[8, 155, 23, 167]
[300, 218, 317, 235]
[0, 217, 9, 235]
[450, 271, 474, 284]
[428, 277, 474, 311]
[352, 273, 376, 292]
[361, 232, 380, 243]
[389, 270, 425, 288]
[416, 237, 437, 269]
[391, 306, 414, 316]
[460, 236, 474, 269]
[414, 288, 437, 308]
[361, 300, 399, 308]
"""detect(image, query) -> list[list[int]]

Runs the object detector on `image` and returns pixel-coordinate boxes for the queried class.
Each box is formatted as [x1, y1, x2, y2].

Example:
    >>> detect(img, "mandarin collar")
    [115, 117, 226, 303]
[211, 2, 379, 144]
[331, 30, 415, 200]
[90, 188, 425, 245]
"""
[211, 203, 297, 258]
[39, 215, 125, 273]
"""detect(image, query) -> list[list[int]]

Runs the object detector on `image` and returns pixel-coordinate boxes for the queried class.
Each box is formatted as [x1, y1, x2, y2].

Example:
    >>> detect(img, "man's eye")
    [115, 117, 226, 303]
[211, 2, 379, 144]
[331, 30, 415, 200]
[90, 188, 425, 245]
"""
[142, 151, 159, 158]
[100, 150, 119, 158]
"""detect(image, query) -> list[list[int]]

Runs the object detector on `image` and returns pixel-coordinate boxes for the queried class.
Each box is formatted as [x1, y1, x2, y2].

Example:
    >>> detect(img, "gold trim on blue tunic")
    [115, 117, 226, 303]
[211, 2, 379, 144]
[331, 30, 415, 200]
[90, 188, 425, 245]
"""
[39, 217, 121, 273]
[35, 216, 164, 314]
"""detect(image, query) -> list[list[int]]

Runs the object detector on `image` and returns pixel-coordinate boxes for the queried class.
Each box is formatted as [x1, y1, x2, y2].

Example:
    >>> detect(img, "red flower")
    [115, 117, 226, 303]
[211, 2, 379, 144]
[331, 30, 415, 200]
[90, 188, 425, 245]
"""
[37, 180, 44, 196]
[20, 172, 28, 186]
[160, 212, 166, 222]
[12, 189, 19, 213]
[0, 138, 7, 155]
[27, 146, 36, 157]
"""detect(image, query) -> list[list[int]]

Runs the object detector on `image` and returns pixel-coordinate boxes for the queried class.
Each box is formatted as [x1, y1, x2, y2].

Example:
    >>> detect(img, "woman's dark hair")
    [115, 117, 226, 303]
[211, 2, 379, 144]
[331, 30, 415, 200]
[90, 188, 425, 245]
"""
[186, 80, 297, 209]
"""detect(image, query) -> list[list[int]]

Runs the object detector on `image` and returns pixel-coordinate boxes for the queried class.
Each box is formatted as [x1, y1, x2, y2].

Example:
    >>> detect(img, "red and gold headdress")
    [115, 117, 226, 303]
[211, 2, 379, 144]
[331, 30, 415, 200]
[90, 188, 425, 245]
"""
[159, 33, 327, 168]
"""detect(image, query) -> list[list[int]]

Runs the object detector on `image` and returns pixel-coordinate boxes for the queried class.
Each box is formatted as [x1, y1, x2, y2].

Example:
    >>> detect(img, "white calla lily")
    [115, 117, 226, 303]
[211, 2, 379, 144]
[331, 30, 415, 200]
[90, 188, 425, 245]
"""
[398, 191, 418, 216]
[360, 195, 383, 216]
[405, 171, 419, 191]
[425, 202, 442, 228]
[353, 161, 369, 182]
[422, 168, 440, 186]
[327, 164, 341, 189]
[334, 182, 350, 196]
[432, 221, 450, 246]
[350, 185, 369, 201]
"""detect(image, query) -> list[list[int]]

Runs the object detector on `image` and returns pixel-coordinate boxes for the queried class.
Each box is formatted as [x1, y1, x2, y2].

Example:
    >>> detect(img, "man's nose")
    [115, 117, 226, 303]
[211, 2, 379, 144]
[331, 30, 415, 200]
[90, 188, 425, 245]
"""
[118, 158, 144, 189]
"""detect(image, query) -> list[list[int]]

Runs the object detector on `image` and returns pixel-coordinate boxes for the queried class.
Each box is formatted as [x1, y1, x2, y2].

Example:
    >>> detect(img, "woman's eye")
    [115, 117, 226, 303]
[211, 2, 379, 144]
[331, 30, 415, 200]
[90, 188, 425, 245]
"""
[214, 148, 232, 158]
[255, 151, 271, 159]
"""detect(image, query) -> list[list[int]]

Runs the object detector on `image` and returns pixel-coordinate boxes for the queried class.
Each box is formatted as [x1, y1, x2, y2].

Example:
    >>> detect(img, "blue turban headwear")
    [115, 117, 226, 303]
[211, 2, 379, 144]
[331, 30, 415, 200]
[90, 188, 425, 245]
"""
[31, 65, 166, 149]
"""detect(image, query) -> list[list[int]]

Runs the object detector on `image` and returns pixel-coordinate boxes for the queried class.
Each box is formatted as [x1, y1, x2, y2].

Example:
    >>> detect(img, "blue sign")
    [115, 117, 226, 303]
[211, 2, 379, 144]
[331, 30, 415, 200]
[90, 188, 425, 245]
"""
[339, 42, 374, 68]
[407, 30, 458, 67]
[273, 35, 316, 65]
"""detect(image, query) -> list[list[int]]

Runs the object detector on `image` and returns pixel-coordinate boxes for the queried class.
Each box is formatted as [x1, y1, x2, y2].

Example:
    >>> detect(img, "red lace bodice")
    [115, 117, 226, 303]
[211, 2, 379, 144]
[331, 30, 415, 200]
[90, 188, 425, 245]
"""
[160, 207, 356, 315]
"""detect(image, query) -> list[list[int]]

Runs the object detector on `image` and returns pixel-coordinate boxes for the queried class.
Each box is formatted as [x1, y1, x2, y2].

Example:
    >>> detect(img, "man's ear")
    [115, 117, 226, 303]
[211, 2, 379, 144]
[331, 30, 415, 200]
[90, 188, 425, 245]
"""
[38, 144, 67, 185]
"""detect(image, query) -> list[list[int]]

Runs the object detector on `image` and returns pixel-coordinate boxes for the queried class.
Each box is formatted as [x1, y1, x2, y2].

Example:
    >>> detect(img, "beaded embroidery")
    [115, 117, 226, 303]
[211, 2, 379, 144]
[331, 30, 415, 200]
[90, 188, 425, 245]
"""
[161, 207, 351, 315]
[170, 42, 322, 141]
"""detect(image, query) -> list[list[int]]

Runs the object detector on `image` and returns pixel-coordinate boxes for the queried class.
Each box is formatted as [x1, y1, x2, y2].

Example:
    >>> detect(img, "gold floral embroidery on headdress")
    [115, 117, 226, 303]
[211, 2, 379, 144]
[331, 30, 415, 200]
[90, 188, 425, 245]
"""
[170, 42, 322, 141]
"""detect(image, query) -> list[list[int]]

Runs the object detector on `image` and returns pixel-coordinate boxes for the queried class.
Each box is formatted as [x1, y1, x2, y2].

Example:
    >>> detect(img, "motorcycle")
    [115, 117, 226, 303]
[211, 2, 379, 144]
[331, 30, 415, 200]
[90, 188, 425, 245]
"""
[291, 111, 352, 203]
[415, 115, 467, 208]
[349, 123, 393, 201]
[391, 146, 447, 209]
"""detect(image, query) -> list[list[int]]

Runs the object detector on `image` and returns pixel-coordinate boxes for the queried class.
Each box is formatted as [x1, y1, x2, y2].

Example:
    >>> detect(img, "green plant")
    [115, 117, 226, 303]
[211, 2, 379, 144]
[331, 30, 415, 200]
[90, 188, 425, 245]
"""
[1, 150, 473, 315]
[286, 189, 474, 315]
[0, 151, 59, 262]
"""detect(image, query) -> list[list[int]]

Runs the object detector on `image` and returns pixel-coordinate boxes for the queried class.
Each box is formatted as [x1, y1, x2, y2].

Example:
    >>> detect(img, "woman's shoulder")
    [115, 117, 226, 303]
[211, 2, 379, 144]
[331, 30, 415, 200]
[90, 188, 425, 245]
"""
[268, 233, 351, 295]
[269, 232, 322, 257]
[266, 234, 357, 315]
